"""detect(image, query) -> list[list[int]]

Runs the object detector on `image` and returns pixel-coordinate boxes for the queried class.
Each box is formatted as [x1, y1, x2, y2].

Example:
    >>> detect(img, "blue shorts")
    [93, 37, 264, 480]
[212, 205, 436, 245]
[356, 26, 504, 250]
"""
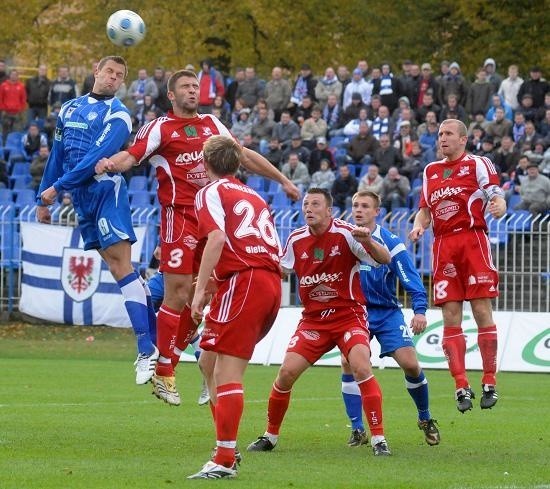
[73, 174, 136, 251]
[367, 307, 414, 358]
[147, 271, 164, 311]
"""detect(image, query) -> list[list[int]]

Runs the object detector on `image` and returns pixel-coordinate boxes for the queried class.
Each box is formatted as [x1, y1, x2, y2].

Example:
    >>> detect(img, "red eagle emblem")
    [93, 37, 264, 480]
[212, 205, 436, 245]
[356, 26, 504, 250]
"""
[68, 256, 95, 293]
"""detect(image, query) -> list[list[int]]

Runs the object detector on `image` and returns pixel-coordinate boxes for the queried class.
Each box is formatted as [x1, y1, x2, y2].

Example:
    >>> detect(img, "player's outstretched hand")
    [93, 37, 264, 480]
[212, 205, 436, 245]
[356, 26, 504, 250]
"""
[282, 181, 301, 201]
[351, 226, 371, 242]
[95, 158, 115, 175]
[410, 313, 427, 335]
[191, 290, 208, 325]
[36, 205, 51, 224]
[488, 197, 507, 219]
[408, 226, 424, 243]
[40, 186, 57, 206]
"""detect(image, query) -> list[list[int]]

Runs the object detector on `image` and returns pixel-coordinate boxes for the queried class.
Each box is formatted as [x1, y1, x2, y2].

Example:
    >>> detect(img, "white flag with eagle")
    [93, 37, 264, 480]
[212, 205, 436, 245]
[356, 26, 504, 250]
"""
[19, 222, 146, 327]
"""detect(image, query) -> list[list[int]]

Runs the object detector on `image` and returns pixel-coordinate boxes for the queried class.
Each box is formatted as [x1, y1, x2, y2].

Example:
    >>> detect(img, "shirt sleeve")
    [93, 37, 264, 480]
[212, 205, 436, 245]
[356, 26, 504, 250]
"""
[36, 118, 65, 202]
[53, 115, 131, 191]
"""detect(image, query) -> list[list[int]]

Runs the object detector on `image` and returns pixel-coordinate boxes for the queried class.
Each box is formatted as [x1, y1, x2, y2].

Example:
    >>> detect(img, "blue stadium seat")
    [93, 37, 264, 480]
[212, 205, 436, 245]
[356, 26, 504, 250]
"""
[9, 162, 31, 185]
[11, 175, 31, 189]
[130, 190, 152, 208]
[266, 180, 281, 197]
[246, 175, 266, 192]
[507, 210, 532, 232]
[0, 188, 13, 204]
[508, 193, 522, 211]
[415, 227, 433, 275]
[375, 206, 387, 224]
[271, 192, 293, 210]
[486, 214, 509, 245]
[14, 189, 37, 209]
[1, 131, 25, 160]
[328, 136, 347, 148]
[127, 175, 148, 195]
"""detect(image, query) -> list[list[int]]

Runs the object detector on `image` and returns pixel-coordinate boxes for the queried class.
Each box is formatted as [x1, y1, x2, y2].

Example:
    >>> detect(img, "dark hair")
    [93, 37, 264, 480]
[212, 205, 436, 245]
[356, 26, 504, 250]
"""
[306, 187, 333, 207]
[98, 56, 127, 78]
[167, 69, 198, 92]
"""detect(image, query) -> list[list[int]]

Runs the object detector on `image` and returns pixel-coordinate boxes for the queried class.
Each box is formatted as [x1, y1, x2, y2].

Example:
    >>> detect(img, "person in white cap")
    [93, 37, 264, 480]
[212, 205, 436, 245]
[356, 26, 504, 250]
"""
[483, 58, 503, 93]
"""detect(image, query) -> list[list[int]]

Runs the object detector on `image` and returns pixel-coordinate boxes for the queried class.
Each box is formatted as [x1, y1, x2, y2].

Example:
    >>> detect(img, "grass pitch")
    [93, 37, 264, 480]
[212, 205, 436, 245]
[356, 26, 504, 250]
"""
[0, 323, 549, 489]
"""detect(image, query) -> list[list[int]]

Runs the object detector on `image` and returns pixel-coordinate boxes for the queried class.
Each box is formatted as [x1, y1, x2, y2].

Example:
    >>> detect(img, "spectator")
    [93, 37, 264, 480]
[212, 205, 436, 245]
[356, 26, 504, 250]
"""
[400, 140, 425, 182]
[342, 68, 372, 110]
[380, 166, 411, 212]
[281, 152, 311, 191]
[483, 58, 503, 93]
[152, 67, 171, 114]
[358, 164, 383, 194]
[523, 140, 546, 167]
[518, 120, 541, 149]
[264, 137, 283, 168]
[127, 68, 158, 111]
[0, 157, 8, 188]
[28, 145, 49, 191]
[241, 133, 260, 154]
[434, 60, 450, 95]
[336, 65, 351, 105]
[413, 63, 439, 111]
[81, 61, 98, 95]
[417, 111, 439, 150]
[251, 106, 275, 154]
[236, 66, 263, 109]
[517, 93, 538, 122]
[22, 122, 48, 159]
[250, 98, 274, 124]
[440, 93, 468, 125]
[197, 59, 224, 114]
[392, 105, 417, 138]
[58, 191, 77, 225]
[515, 161, 550, 214]
[231, 108, 253, 142]
[466, 124, 486, 153]
[366, 93, 382, 121]
[485, 107, 513, 146]
[346, 121, 379, 167]
[48, 65, 77, 108]
[467, 111, 490, 136]
[331, 164, 358, 210]
[517, 66, 549, 109]
[264, 66, 291, 122]
[300, 104, 327, 148]
[272, 110, 300, 149]
[506, 153, 530, 204]
[371, 105, 393, 141]
[282, 134, 311, 164]
[289, 63, 317, 112]
[315, 67, 342, 109]
[536, 93, 550, 126]
[212, 95, 232, 127]
[393, 120, 418, 158]
[294, 94, 314, 126]
[493, 135, 520, 179]
[25, 64, 50, 124]
[373, 134, 403, 175]
[438, 61, 468, 107]
[132, 94, 160, 132]
[475, 136, 497, 163]
[225, 67, 245, 110]
[0, 69, 27, 137]
[338, 92, 368, 131]
[310, 158, 336, 190]
[415, 89, 441, 124]
[511, 111, 527, 144]
[372, 63, 401, 113]
[486, 94, 513, 122]
[498, 64, 523, 112]
[308, 137, 335, 174]
[538, 107, 550, 139]
[343, 107, 371, 138]
[322, 93, 342, 136]
[466, 67, 493, 120]
[0, 59, 7, 85]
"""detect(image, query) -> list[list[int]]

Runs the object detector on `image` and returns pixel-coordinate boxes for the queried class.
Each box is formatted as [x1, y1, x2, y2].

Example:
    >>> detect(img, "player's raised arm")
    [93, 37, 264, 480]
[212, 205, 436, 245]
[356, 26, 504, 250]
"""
[95, 150, 138, 175]
[240, 146, 301, 200]
[409, 208, 432, 242]
[351, 226, 391, 264]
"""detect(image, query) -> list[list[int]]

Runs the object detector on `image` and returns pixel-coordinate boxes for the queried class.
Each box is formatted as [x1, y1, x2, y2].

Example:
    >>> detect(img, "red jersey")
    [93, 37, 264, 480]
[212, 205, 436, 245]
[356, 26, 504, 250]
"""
[128, 112, 233, 207]
[281, 218, 380, 321]
[419, 153, 502, 237]
[195, 176, 281, 280]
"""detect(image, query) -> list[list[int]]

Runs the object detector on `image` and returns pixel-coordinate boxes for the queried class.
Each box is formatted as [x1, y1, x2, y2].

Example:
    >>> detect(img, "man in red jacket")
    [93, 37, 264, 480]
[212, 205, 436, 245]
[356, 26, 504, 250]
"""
[0, 69, 27, 138]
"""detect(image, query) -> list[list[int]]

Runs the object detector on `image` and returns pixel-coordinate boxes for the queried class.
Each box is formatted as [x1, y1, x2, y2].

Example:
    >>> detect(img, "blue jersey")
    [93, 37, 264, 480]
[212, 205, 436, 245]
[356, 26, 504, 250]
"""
[37, 94, 134, 251]
[359, 225, 427, 315]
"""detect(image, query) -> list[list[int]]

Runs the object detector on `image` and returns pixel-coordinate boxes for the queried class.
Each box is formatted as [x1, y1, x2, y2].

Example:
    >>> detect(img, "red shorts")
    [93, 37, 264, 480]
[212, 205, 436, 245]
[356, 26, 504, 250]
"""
[432, 229, 499, 305]
[159, 206, 204, 274]
[200, 268, 282, 360]
[286, 307, 370, 364]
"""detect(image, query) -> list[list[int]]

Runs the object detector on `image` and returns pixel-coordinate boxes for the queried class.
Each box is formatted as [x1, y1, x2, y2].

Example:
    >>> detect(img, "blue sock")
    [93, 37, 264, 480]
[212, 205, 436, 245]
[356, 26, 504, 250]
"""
[139, 277, 157, 345]
[118, 272, 154, 355]
[405, 371, 431, 421]
[190, 333, 201, 360]
[341, 373, 364, 430]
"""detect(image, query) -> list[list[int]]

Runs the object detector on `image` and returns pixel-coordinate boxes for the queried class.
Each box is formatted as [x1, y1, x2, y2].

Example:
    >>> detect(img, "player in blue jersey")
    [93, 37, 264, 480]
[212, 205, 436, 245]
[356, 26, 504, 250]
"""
[341, 190, 440, 446]
[36, 56, 158, 385]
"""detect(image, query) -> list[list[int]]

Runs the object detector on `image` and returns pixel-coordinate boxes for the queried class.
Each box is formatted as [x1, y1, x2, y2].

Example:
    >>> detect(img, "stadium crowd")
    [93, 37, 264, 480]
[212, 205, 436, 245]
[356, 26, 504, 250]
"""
[0, 57, 549, 214]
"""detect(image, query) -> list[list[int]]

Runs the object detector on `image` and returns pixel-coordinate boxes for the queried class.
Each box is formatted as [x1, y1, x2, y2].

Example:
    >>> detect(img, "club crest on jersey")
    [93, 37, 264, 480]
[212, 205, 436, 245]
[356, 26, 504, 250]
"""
[314, 248, 324, 261]
[457, 166, 470, 177]
[443, 168, 453, 179]
[202, 127, 213, 137]
[61, 248, 101, 302]
[184, 125, 198, 137]
[87, 111, 98, 121]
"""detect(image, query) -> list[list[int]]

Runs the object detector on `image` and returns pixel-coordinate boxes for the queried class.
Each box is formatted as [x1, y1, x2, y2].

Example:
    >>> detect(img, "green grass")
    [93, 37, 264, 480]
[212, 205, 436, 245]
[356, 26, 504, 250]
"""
[1, 323, 549, 489]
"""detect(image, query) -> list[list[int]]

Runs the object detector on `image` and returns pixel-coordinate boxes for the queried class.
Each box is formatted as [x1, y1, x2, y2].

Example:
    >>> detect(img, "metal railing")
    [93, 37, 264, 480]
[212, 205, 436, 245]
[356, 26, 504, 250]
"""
[1, 204, 548, 316]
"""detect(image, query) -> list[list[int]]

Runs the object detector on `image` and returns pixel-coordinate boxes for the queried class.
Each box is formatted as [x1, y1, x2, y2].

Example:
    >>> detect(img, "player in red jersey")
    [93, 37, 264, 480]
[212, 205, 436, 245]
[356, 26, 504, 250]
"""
[247, 188, 394, 457]
[95, 70, 299, 405]
[187, 135, 282, 479]
[409, 119, 506, 413]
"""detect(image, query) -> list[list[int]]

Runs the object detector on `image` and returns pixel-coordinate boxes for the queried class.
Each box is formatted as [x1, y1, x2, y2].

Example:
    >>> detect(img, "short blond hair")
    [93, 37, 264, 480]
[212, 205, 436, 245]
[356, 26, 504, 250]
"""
[202, 136, 242, 176]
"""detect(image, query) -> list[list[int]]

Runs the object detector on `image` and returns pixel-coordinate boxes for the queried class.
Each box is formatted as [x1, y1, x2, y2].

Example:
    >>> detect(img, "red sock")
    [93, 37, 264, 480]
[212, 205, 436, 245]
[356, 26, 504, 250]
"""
[171, 305, 198, 368]
[213, 383, 243, 468]
[478, 325, 498, 385]
[155, 305, 180, 376]
[442, 326, 468, 389]
[357, 376, 384, 437]
[266, 383, 292, 435]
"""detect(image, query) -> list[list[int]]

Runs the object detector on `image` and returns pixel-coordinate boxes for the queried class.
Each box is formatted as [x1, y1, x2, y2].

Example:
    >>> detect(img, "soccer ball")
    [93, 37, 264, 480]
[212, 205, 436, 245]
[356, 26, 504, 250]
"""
[106, 10, 146, 47]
